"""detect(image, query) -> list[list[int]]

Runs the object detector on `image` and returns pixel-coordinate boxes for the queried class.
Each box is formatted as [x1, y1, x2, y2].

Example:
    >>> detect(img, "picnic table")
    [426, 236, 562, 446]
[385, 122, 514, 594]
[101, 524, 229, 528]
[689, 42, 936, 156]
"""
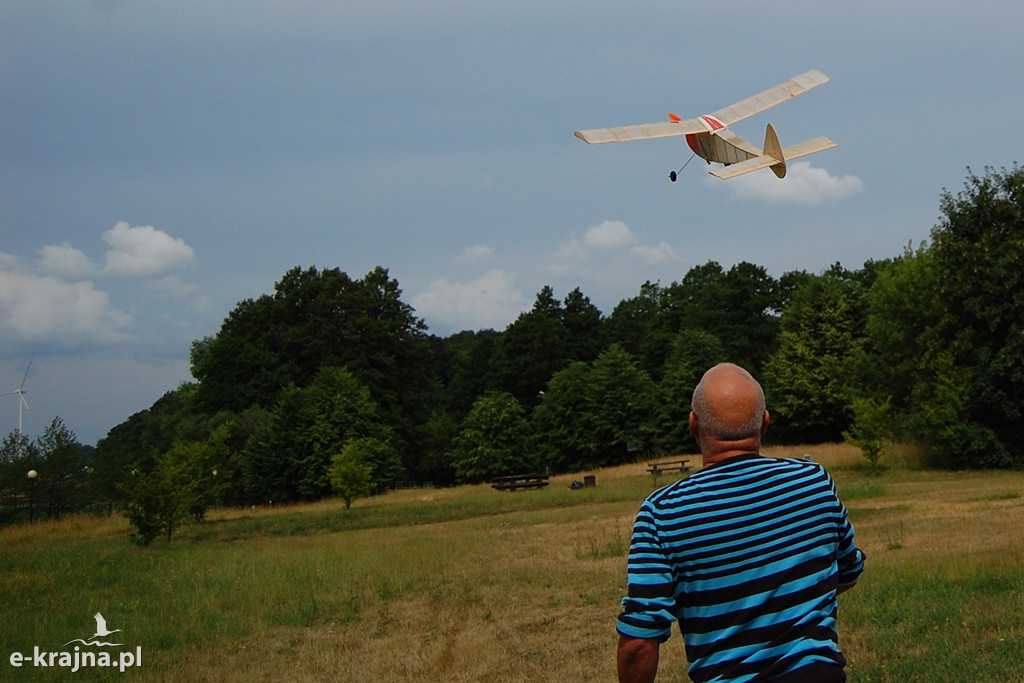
[491, 473, 550, 491]
[646, 458, 692, 478]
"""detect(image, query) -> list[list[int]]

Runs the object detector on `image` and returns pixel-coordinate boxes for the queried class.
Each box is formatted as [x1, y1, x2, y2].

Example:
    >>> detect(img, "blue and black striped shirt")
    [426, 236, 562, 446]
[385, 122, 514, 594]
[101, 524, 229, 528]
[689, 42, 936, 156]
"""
[618, 454, 865, 682]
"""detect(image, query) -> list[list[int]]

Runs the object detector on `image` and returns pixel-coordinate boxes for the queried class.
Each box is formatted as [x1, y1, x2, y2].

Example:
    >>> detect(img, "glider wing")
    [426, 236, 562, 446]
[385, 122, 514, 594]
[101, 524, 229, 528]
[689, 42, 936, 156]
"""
[709, 70, 830, 127]
[573, 116, 707, 144]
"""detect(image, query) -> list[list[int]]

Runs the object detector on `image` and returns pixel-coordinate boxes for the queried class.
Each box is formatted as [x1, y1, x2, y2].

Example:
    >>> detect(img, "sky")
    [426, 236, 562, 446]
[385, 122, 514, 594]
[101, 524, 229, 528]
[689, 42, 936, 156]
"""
[2, 1, 1023, 446]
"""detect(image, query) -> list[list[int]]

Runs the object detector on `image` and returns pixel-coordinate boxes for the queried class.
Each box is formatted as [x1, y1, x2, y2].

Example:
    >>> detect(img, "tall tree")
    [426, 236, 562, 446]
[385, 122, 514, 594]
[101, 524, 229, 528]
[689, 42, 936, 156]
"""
[656, 329, 728, 454]
[606, 281, 672, 380]
[924, 165, 1024, 466]
[862, 246, 941, 419]
[243, 367, 395, 502]
[561, 286, 605, 363]
[763, 266, 869, 444]
[449, 392, 532, 483]
[191, 266, 438, 474]
[533, 345, 658, 472]
[91, 385, 202, 510]
[493, 286, 569, 407]
[438, 329, 502, 416]
[0, 432, 39, 525]
[34, 418, 87, 520]
[666, 261, 781, 376]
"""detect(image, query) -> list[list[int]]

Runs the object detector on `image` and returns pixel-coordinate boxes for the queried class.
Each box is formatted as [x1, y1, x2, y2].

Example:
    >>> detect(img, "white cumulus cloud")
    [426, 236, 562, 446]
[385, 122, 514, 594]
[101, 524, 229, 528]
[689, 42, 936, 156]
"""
[103, 221, 196, 276]
[632, 241, 678, 264]
[583, 220, 637, 250]
[0, 269, 133, 346]
[719, 162, 864, 205]
[412, 269, 528, 331]
[455, 244, 495, 265]
[547, 220, 678, 275]
[38, 243, 97, 278]
[0, 223, 202, 350]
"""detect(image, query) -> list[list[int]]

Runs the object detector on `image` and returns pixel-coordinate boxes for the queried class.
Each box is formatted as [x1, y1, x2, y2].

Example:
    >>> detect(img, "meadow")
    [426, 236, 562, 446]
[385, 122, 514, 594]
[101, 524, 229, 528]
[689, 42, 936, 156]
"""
[2, 444, 1023, 682]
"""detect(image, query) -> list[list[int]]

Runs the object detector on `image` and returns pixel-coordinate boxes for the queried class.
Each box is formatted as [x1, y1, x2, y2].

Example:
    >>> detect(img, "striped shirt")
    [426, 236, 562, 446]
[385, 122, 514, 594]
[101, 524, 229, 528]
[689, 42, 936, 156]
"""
[618, 454, 865, 682]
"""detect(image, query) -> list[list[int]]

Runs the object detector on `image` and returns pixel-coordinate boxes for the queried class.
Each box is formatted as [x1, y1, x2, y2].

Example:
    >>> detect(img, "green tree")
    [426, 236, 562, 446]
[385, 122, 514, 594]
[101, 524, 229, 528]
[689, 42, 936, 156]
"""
[437, 329, 502, 416]
[243, 367, 395, 502]
[531, 361, 591, 473]
[449, 392, 532, 483]
[121, 468, 173, 545]
[34, 418, 88, 520]
[915, 349, 1005, 468]
[493, 286, 569, 407]
[0, 432, 40, 525]
[763, 265, 869, 444]
[561, 286, 605, 363]
[191, 266, 438, 478]
[863, 245, 941, 415]
[329, 439, 376, 508]
[925, 165, 1024, 466]
[666, 261, 781, 377]
[120, 425, 236, 543]
[656, 329, 727, 454]
[843, 396, 893, 472]
[160, 424, 235, 522]
[92, 384, 204, 511]
[419, 409, 460, 486]
[533, 345, 658, 472]
[586, 344, 658, 463]
[606, 281, 673, 380]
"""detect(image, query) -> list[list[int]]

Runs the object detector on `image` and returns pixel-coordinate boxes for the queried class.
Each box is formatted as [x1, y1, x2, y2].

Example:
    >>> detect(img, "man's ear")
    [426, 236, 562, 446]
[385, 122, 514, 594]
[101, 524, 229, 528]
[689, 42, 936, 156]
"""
[760, 410, 771, 435]
[689, 411, 699, 438]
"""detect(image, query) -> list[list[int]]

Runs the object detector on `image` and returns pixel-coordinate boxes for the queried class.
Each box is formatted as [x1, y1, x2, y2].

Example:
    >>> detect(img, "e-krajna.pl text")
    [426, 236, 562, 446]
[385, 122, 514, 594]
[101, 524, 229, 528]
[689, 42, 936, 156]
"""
[9, 646, 142, 673]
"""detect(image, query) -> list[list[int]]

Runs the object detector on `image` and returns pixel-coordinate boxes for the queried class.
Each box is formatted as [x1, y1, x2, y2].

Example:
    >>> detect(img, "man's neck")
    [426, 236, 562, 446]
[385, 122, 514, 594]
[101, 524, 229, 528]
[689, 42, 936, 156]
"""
[701, 440, 763, 467]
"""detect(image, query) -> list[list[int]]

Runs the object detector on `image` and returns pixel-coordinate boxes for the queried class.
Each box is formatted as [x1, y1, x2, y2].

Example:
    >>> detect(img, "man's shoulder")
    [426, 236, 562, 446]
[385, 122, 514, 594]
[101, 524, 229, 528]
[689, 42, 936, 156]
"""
[646, 455, 829, 502]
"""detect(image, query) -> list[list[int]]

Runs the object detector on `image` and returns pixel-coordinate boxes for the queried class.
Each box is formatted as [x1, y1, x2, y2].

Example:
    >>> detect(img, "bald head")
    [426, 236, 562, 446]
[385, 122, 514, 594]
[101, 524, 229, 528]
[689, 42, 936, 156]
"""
[690, 363, 767, 442]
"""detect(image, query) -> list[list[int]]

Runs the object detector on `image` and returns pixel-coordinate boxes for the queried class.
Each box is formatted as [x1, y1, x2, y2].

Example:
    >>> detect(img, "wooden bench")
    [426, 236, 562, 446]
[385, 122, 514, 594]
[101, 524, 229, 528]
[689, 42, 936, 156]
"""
[646, 459, 692, 477]
[491, 473, 550, 491]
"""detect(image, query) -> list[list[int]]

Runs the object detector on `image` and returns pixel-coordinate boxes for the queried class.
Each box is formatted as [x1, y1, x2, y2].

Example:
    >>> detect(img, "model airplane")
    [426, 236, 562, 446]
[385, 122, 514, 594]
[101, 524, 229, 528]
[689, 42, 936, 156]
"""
[574, 69, 836, 181]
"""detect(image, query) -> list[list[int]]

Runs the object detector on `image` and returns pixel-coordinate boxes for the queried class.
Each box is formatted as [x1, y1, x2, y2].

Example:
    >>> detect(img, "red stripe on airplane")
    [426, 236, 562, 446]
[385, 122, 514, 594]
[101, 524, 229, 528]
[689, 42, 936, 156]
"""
[700, 115, 725, 130]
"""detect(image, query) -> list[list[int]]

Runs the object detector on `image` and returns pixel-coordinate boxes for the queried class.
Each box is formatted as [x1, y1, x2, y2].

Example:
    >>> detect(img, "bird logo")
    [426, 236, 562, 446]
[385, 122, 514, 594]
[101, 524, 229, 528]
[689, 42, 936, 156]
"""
[64, 612, 123, 647]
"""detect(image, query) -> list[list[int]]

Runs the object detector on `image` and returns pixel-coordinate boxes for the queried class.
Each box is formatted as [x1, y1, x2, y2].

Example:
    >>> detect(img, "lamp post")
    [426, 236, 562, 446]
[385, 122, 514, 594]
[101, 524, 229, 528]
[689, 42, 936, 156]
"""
[26, 470, 37, 523]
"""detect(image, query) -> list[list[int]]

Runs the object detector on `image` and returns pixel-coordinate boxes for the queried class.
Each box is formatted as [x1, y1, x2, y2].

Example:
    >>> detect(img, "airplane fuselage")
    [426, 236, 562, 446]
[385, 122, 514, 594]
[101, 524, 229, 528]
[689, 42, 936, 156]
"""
[685, 116, 760, 166]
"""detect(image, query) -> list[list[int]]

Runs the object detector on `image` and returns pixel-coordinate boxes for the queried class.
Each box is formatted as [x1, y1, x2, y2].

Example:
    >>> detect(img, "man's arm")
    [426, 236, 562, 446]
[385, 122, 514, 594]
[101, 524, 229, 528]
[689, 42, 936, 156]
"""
[617, 635, 660, 683]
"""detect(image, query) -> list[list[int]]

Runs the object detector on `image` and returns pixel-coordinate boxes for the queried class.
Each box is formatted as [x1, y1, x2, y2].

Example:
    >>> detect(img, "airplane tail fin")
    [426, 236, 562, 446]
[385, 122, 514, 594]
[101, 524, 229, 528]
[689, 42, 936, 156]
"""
[763, 123, 786, 178]
[709, 132, 836, 180]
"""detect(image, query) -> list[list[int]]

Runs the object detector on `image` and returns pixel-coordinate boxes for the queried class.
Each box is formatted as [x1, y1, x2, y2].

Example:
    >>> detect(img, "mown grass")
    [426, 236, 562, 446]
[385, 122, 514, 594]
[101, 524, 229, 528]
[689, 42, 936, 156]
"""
[2, 445, 1023, 681]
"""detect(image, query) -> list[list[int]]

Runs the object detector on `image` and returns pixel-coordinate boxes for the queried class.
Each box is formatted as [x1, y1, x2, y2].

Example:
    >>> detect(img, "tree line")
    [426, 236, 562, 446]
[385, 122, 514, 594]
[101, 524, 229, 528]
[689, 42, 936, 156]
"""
[3, 165, 1023, 538]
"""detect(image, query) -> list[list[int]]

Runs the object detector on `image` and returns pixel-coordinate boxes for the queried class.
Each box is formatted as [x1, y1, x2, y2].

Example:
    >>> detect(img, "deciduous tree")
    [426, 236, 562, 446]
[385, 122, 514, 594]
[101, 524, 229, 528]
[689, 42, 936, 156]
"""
[329, 439, 376, 508]
[243, 367, 395, 502]
[763, 265, 868, 443]
[449, 392, 532, 483]
[926, 165, 1024, 466]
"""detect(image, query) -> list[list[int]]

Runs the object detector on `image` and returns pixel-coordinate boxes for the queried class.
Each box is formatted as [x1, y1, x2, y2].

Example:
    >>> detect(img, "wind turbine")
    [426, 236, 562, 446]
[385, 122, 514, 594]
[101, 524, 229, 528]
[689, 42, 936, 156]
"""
[2, 360, 33, 437]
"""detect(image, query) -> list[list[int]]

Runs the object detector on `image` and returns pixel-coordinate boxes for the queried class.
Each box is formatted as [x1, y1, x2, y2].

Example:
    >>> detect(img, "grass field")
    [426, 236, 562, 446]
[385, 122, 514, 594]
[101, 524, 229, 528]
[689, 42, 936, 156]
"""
[2, 444, 1024, 681]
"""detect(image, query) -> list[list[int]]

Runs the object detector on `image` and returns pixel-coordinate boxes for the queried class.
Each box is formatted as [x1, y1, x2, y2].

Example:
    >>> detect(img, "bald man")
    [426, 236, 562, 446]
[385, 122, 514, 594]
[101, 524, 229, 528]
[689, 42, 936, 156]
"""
[617, 363, 865, 683]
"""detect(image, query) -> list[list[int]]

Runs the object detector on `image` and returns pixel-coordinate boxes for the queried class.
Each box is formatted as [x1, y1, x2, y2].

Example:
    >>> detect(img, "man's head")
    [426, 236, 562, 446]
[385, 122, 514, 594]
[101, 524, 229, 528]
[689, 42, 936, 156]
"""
[690, 363, 769, 459]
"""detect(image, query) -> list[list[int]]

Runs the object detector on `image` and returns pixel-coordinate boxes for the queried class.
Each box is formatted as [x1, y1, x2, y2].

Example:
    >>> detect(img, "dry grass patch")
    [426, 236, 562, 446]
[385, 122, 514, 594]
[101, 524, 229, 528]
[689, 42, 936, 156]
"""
[4, 446, 1024, 682]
